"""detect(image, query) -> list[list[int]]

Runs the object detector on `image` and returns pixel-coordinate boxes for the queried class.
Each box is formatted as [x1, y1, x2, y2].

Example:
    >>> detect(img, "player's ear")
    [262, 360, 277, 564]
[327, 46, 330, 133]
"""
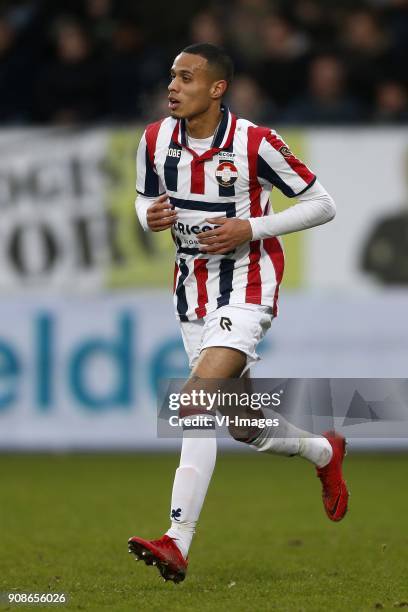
[210, 80, 228, 100]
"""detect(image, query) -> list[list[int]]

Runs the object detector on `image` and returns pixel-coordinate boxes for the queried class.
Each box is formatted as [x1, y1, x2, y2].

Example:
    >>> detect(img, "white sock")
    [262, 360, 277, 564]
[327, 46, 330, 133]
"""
[166, 423, 216, 558]
[298, 436, 332, 468]
[250, 416, 332, 468]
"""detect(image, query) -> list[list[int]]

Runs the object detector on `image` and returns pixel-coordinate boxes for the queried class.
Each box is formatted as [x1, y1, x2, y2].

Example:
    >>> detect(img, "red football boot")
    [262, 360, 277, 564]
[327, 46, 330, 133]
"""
[128, 535, 188, 583]
[316, 430, 349, 522]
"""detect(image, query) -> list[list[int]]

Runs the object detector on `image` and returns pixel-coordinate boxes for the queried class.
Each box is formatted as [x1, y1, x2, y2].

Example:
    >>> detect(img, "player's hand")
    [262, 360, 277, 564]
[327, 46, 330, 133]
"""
[197, 217, 253, 254]
[147, 193, 177, 232]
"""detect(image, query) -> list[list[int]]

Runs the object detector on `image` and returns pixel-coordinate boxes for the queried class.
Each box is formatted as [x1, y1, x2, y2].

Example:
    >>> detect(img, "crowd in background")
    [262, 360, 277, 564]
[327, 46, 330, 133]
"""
[0, 0, 407, 125]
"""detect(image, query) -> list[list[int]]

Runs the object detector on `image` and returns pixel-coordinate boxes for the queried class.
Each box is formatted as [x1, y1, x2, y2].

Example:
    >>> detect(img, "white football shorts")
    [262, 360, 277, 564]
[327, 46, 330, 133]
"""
[180, 303, 273, 373]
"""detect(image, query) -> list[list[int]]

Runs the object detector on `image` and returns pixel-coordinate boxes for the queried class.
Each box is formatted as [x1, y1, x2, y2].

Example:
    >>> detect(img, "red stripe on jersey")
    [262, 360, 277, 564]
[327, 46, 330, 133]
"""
[263, 237, 285, 317]
[190, 159, 205, 194]
[245, 126, 270, 303]
[188, 114, 237, 194]
[264, 131, 315, 184]
[173, 262, 179, 293]
[193, 259, 209, 318]
[174, 111, 238, 195]
[145, 120, 163, 168]
[172, 121, 179, 143]
[246, 242, 262, 303]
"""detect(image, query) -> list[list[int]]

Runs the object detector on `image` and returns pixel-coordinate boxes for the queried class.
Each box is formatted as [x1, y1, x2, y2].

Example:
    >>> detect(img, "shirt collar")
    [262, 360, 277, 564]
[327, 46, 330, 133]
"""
[175, 104, 235, 153]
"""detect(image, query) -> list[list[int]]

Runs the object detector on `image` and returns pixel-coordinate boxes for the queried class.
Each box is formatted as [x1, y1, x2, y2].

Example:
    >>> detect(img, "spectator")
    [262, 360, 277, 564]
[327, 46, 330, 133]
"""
[108, 22, 145, 121]
[290, 0, 336, 46]
[0, 17, 33, 122]
[189, 11, 225, 47]
[342, 9, 392, 107]
[108, 21, 167, 121]
[283, 55, 364, 124]
[227, 74, 276, 123]
[225, 0, 270, 67]
[83, 0, 117, 56]
[187, 11, 244, 73]
[373, 81, 408, 123]
[0, 0, 405, 125]
[255, 13, 310, 109]
[34, 18, 106, 124]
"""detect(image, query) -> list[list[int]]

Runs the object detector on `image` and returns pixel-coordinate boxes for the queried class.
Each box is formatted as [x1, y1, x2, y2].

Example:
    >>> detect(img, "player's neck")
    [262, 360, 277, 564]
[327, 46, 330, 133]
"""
[185, 105, 223, 140]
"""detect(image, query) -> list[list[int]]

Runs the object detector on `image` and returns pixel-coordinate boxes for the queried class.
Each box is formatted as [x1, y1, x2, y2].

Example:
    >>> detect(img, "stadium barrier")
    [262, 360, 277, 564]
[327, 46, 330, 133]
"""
[1, 126, 407, 294]
[1, 126, 407, 449]
[0, 291, 407, 450]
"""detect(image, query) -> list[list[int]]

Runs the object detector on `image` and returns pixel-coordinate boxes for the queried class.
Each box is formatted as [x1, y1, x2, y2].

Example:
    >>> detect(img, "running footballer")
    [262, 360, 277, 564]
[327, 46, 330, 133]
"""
[128, 43, 348, 583]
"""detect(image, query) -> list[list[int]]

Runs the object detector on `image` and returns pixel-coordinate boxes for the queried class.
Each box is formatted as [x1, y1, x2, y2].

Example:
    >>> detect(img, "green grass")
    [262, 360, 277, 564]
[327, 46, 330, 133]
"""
[1, 452, 407, 612]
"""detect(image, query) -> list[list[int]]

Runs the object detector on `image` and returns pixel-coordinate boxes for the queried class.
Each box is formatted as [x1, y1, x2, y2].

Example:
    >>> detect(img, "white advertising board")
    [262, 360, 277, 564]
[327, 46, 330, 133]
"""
[0, 291, 407, 450]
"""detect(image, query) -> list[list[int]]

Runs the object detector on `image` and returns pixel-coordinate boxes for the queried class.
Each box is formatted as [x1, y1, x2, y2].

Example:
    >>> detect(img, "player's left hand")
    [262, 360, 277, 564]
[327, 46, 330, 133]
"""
[197, 217, 252, 254]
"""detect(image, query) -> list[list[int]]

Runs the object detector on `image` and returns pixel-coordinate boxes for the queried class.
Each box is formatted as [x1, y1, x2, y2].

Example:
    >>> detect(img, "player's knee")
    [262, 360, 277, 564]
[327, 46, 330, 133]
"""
[228, 423, 260, 444]
[179, 406, 197, 419]
[179, 406, 212, 420]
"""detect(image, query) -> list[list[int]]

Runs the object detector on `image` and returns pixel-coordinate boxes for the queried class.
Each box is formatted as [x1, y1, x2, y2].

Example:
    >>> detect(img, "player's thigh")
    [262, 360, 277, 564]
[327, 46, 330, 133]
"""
[176, 346, 246, 422]
[196, 304, 273, 377]
[192, 345, 246, 378]
[189, 349, 257, 442]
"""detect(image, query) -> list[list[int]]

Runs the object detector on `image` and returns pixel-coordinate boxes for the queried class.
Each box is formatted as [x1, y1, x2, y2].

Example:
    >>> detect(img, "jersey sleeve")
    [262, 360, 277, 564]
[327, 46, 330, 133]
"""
[136, 130, 165, 198]
[257, 130, 316, 198]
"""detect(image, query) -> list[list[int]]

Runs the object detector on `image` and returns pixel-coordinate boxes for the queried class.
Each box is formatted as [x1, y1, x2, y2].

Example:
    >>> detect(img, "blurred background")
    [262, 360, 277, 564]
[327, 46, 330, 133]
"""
[0, 0, 407, 451]
[0, 0, 407, 125]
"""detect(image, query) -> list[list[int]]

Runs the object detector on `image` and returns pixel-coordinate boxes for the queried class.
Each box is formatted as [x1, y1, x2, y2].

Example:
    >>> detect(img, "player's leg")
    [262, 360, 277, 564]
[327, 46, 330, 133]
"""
[197, 304, 349, 521]
[128, 328, 247, 582]
[214, 368, 333, 469]
[244, 379, 333, 467]
[248, 420, 348, 520]
[163, 346, 246, 558]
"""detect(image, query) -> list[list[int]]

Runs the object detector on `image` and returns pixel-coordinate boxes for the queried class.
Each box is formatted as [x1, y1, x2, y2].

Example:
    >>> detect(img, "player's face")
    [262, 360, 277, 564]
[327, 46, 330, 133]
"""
[168, 53, 221, 119]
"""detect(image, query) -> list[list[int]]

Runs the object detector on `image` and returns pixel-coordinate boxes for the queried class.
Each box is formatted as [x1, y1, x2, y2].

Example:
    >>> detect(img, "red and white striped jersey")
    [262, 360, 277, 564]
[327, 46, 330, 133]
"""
[136, 105, 316, 321]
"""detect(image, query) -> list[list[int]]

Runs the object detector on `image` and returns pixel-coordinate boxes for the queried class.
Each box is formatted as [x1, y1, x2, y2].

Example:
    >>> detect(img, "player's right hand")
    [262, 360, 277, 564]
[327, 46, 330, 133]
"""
[147, 193, 177, 232]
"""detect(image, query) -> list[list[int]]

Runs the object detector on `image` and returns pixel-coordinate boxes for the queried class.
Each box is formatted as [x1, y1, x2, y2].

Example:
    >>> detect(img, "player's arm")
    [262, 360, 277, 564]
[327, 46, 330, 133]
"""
[136, 193, 178, 232]
[249, 131, 335, 239]
[249, 179, 335, 240]
[135, 130, 177, 232]
[198, 132, 335, 254]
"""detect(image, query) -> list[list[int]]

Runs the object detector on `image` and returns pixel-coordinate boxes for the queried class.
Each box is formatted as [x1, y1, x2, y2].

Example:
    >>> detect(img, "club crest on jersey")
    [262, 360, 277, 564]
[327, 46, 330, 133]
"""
[215, 161, 238, 187]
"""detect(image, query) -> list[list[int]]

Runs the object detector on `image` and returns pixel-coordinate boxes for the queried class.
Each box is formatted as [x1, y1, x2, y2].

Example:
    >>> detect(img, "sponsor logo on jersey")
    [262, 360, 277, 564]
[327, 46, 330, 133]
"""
[167, 147, 182, 158]
[173, 222, 213, 235]
[215, 161, 238, 187]
[279, 145, 293, 158]
[218, 151, 235, 160]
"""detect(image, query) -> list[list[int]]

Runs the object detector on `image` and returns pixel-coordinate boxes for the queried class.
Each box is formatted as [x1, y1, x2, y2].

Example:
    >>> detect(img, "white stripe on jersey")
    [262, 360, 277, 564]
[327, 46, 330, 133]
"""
[135, 131, 148, 194]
